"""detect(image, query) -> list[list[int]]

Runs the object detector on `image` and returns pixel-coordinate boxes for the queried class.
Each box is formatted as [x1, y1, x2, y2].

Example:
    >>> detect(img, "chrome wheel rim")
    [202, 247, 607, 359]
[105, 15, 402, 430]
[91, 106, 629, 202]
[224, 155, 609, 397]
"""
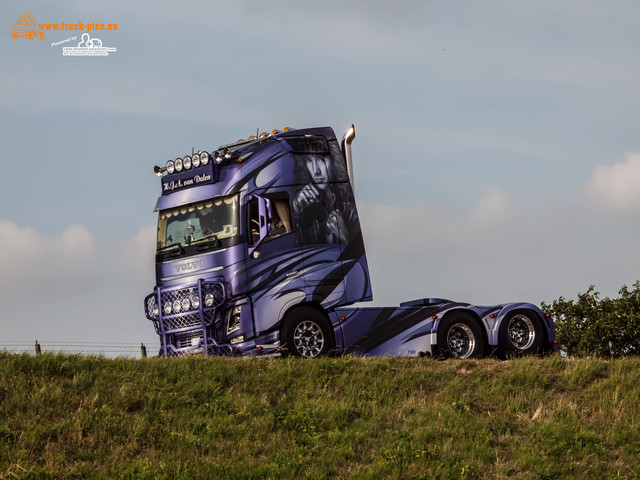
[293, 320, 325, 358]
[447, 323, 476, 358]
[507, 314, 535, 350]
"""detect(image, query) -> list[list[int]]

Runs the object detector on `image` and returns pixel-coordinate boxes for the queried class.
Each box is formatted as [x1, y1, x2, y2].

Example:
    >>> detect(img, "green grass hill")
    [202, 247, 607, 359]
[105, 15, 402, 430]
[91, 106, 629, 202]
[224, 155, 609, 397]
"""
[1, 353, 639, 479]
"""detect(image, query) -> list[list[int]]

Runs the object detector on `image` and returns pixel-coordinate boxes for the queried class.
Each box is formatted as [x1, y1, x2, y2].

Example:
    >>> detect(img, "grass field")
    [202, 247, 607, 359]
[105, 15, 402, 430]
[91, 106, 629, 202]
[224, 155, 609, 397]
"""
[1, 353, 639, 479]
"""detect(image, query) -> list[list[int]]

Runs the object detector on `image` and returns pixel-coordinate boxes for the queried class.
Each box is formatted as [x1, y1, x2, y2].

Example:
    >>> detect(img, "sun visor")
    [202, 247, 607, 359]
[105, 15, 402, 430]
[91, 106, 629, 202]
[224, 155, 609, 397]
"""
[154, 183, 230, 211]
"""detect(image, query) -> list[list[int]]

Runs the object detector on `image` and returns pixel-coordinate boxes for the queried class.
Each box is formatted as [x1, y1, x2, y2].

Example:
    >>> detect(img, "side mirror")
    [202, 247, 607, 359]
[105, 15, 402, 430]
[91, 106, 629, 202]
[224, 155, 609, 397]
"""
[248, 195, 272, 257]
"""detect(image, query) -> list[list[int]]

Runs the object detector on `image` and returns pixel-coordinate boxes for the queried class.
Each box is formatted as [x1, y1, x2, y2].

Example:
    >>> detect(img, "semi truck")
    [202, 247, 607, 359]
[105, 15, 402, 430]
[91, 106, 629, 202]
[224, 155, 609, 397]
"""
[144, 125, 556, 358]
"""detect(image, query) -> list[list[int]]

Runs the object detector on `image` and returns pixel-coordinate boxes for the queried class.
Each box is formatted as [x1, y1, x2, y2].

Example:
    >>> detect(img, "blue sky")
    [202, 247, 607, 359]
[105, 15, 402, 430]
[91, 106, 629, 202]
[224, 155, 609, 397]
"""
[2, 1, 640, 354]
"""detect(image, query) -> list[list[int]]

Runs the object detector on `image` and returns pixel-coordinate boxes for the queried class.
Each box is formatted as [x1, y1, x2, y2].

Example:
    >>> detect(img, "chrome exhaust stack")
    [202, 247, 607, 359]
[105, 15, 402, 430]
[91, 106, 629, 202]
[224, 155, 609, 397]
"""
[341, 124, 356, 193]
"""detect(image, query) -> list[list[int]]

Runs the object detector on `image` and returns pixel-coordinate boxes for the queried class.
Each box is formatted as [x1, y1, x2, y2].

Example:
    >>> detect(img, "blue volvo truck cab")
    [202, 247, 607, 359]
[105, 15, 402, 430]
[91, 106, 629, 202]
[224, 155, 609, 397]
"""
[144, 125, 556, 358]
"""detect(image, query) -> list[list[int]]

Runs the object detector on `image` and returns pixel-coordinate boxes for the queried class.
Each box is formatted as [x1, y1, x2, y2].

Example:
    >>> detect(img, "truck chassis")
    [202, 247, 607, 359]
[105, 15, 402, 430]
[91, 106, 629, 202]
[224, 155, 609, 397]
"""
[144, 125, 556, 358]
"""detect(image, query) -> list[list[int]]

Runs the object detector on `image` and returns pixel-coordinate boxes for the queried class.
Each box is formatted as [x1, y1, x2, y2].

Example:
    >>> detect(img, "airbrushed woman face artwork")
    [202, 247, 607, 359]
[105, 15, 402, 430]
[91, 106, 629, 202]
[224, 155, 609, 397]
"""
[293, 148, 355, 245]
[305, 154, 329, 185]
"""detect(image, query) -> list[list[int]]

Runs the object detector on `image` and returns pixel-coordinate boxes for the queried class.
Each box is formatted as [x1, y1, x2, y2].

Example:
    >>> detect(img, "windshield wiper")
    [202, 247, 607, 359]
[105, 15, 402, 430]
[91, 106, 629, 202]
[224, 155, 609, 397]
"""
[194, 234, 223, 252]
[157, 242, 185, 254]
[192, 233, 221, 245]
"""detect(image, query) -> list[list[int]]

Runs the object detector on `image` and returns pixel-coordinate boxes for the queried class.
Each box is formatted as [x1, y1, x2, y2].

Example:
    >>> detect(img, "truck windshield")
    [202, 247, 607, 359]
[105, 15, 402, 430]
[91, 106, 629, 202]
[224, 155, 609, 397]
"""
[157, 194, 239, 251]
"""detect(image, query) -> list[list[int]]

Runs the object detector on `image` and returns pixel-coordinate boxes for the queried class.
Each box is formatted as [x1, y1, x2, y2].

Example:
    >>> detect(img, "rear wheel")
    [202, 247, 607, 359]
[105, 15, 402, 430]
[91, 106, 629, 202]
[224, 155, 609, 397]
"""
[437, 314, 485, 359]
[281, 307, 335, 358]
[499, 310, 544, 356]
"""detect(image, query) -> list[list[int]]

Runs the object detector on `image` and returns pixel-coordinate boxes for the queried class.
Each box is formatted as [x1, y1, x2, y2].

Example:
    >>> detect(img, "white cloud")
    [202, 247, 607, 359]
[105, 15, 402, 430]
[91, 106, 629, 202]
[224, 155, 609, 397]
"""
[0, 222, 158, 350]
[468, 187, 517, 227]
[586, 152, 640, 213]
[0, 221, 97, 292]
[112, 225, 157, 284]
[358, 188, 640, 308]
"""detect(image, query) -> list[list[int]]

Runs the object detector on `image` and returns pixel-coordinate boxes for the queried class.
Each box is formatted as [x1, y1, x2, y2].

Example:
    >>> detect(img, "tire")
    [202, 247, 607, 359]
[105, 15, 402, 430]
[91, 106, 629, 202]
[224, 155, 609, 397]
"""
[281, 307, 335, 358]
[498, 310, 544, 356]
[437, 313, 485, 359]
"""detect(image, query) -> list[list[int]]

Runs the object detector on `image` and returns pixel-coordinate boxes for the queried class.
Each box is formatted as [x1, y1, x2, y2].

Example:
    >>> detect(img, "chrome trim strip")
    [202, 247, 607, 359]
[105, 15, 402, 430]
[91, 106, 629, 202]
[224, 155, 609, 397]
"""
[158, 248, 228, 265]
[159, 265, 223, 282]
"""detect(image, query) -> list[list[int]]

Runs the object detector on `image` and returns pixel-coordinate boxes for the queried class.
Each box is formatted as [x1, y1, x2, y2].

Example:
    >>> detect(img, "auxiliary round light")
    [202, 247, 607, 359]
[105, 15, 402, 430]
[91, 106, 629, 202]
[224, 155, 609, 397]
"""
[183, 156, 192, 170]
[204, 293, 214, 307]
[181, 297, 191, 311]
[201, 152, 210, 165]
[192, 153, 200, 168]
[175, 158, 183, 172]
[224, 148, 231, 159]
[173, 299, 182, 313]
[148, 297, 159, 317]
[191, 295, 200, 309]
[166, 160, 175, 174]
[214, 152, 223, 164]
[163, 302, 172, 315]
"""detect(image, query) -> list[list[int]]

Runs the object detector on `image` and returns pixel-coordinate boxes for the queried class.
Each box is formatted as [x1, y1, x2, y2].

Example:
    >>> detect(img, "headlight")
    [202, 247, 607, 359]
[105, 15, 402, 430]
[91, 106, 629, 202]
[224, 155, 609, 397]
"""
[191, 295, 200, 309]
[192, 154, 201, 168]
[204, 293, 214, 307]
[201, 152, 209, 165]
[173, 299, 182, 313]
[151, 303, 159, 318]
[227, 305, 241, 335]
[181, 297, 191, 311]
[183, 156, 192, 170]
[175, 158, 183, 172]
[166, 160, 175, 174]
[164, 302, 172, 315]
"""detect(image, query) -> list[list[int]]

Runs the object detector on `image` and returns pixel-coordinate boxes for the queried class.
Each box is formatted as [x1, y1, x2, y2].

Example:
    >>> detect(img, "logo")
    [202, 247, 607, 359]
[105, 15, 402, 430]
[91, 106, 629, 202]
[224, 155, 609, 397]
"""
[11, 12, 119, 57]
[62, 33, 116, 56]
[11, 11, 44, 39]
[174, 260, 206, 273]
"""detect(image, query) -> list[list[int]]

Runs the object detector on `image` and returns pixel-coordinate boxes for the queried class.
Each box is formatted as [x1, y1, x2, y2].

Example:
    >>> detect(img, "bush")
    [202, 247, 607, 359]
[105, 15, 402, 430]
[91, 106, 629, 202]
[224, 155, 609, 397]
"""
[542, 281, 640, 358]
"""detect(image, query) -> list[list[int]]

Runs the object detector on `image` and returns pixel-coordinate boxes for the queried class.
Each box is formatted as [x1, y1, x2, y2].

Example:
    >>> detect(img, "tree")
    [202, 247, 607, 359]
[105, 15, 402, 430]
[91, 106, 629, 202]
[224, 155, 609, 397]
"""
[542, 281, 640, 358]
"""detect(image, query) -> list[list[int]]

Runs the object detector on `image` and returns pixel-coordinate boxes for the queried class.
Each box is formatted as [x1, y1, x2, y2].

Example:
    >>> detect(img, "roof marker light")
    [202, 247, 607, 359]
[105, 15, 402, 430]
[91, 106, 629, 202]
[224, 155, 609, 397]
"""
[284, 127, 290, 132]
[272, 129, 278, 134]
[248, 135, 255, 140]
[237, 139, 244, 143]
[260, 132, 267, 138]
[166, 160, 175, 174]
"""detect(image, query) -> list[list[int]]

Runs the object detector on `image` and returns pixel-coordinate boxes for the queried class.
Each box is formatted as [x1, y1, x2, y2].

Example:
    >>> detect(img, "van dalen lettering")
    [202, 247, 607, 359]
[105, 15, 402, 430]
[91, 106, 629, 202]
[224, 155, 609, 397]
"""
[163, 173, 212, 193]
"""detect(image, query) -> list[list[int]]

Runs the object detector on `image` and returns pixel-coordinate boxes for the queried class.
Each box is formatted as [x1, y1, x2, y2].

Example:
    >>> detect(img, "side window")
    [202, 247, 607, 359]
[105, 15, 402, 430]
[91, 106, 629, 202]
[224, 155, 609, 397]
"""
[247, 193, 293, 245]
[268, 195, 292, 241]
[247, 197, 260, 245]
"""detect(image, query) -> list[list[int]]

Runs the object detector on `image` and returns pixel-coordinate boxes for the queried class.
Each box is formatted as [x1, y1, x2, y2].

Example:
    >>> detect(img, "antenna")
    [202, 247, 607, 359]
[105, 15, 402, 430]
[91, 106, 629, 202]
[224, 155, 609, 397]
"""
[192, 146, 194, 156]
[256, 128, 259, 138]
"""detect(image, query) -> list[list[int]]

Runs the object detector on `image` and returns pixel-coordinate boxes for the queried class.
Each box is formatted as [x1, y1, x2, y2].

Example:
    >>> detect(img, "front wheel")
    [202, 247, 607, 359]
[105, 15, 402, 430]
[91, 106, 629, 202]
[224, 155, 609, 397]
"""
[281, 307, 335, 358]
[437, 314, 485, 359]
[499, 310, 544, 356]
